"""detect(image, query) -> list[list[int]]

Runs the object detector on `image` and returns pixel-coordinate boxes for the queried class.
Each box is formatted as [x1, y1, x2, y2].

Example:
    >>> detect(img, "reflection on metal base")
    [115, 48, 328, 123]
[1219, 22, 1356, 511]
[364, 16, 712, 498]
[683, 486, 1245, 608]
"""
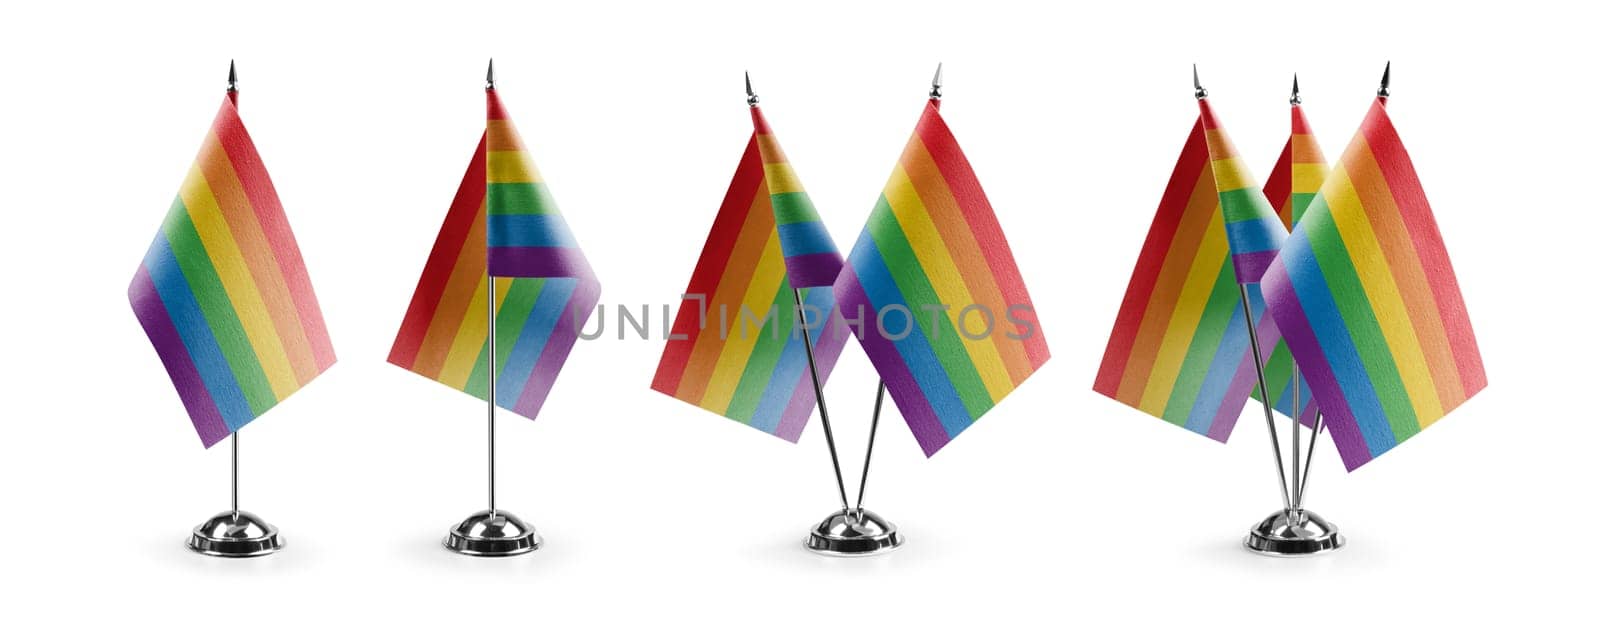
[805, 508, 903, 556]
[443, 510, 542, 557]
[1245, 509, 1345, 557]
[187, 510, 282, 558]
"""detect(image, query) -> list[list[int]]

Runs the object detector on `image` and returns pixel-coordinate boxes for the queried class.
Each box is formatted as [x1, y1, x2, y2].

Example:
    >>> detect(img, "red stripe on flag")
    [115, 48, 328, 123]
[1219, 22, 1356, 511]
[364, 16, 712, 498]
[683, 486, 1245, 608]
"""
[1361, 100, 1487, 397]
[651, 134, 764, 395]
[914, 100, 1049, 368]
[1094, 119, 1208, 395]
[389, 136, 488, 368]
[212, 96, 336, 370]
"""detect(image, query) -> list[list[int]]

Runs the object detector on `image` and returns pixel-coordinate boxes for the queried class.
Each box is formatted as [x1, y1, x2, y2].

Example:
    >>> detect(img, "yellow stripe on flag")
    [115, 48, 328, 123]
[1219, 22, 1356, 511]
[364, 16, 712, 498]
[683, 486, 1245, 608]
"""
[179, 164, 298, 400]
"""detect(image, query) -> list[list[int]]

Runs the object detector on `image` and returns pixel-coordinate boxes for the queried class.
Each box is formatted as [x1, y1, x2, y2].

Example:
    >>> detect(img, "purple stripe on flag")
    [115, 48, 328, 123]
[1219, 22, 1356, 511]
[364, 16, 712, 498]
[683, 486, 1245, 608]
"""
[509, 278, 601, 418]
[1261, 262, 1371, 470]
[772, 309, 849, 442]
[130, 265, 231, 447]
[784, 252, 845, 289]
[1210, 302, 1284, 442]
[487, 246, 594, 280]
[1232, 251, 1278, 283]
[835, 265, 950, 456]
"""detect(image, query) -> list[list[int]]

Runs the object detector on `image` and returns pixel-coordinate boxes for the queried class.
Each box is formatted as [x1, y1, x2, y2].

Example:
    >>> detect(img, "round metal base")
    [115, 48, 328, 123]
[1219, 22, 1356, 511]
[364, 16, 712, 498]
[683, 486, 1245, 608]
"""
[443, 510, 542, 557]
[1245, 509, 1345, 557]
[805, 508, 903, 556]
[187, 510, 282, 558]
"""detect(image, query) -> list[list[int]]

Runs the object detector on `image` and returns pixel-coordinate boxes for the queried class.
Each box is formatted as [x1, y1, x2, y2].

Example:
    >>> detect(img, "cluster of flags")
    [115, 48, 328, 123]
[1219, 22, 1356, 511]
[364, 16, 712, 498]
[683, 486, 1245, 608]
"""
[654, 79, 1051, 457]
[1096, 71, 1485, 470]
[129, 64, 1480, 476]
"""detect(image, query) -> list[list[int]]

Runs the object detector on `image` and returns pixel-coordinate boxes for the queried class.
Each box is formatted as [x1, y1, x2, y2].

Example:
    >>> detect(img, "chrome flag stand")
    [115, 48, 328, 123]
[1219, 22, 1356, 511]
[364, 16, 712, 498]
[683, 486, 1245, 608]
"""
[186, 65, 282, 558]
[746, 75, 901, 556]
[443, 61, 541, 557]
[189, 431, 283, 557]
[1196, 68, 1342, 556]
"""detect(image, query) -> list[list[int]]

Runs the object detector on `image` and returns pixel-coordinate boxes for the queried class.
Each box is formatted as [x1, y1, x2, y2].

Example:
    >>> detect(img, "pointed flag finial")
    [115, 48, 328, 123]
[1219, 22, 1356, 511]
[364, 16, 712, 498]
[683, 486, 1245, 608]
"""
[745, 71, 758, 106]
[1192, 64, 1207, 100]
[930, 62, 943, 100]
[227, 60, 239, 93]
[1290, 73, 1301, 105]
[1377, 61, 1391, 97]
[486, 59, 496, 90]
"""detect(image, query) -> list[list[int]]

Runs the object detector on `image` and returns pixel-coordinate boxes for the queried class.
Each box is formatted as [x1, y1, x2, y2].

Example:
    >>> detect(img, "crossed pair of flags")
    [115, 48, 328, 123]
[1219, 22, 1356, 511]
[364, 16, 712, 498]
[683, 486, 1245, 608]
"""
[651, 76, 1051, 456]
[1095, 72, 1487, 470]
[130, 69, 1050, 458]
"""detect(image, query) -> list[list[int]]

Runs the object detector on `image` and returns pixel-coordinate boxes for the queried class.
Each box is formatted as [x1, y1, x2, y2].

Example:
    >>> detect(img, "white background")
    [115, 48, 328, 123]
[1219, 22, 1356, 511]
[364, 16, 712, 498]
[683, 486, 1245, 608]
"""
[1, 1, 1592, 632]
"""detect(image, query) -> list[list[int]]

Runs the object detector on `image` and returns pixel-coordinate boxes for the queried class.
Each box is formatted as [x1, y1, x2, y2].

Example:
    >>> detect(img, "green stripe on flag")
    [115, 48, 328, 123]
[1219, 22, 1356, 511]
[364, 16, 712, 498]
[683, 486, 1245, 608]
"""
[488, 182, 558, 215]
[1304, 197, 1420, 439]
[770, 191, 822, 225]
[724, 279, 795, 422]
[866, 195, 993, 417]
[162, 199, 276, 415]
[1163, 259, 1239, 424]
[465, 277, 547, 398]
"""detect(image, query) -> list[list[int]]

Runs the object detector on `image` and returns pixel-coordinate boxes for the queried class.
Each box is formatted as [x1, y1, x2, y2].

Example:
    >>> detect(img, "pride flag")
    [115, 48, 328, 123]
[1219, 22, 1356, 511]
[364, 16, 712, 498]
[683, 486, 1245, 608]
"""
[130, 93, 335, 448]
[1095, 97, 1291, 440]
[1254, 100, 1328, 420]
[389, 88, 600, 420]
[652, 103, 848, 442]
[1262, 96, 1485, 470]
[834, 99, 1049, 456]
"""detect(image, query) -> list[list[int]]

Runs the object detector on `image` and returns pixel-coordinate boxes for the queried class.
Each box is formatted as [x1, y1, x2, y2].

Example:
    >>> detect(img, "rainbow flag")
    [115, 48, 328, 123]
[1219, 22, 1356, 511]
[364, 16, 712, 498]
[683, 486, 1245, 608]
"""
[1200, 99, 1288, 284]
[1095, 98, 1292, 441]
[834, 99, 1049, 456]
[129, 94, 335, 448]
[1254, 101, 1329, 420]
[651, 104, 848, 442]
[1261, 96, 1486, 470]
[389, 89, 600, 419]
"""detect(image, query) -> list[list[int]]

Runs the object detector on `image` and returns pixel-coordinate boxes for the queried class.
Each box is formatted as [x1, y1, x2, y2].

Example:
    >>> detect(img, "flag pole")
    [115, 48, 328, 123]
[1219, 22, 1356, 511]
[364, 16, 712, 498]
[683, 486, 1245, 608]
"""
[746, 74, 850, 513]
[1195, 66, 1294, 513]
[1240, 71, 1349, 555]
[187, 60, 282, 558]
[846, 64, 946, 519]
[745, 73, 902, 556]
[443, 59, 542, 557]
[1292, 66, 1386, 513]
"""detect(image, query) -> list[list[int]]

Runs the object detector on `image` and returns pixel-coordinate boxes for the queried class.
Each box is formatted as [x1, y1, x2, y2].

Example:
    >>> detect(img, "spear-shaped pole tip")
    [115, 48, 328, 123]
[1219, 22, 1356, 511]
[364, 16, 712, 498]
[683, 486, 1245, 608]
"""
[1377, 61, 1391, 97]
[929, 62, 943, 100]
[1192, 64, 1207, 100]
[486, 59, 496, 90]
[745, 71, 758, 106]
[227, 60, 238, 93]
[1290, 73, 1301, 105]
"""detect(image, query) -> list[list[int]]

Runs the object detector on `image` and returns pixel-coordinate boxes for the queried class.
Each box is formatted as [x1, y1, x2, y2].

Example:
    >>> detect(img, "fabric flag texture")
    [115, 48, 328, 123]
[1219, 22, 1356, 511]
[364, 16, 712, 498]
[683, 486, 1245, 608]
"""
[1094, 98, 1293, 441]
[834, 99, 1050, 457]
[129, 94, 336, 448]
[1254, 102, 1328, 421]
[652, 105, 848, 442]
[389, 89, 600, 420]
[1261, 96, 1485, 470]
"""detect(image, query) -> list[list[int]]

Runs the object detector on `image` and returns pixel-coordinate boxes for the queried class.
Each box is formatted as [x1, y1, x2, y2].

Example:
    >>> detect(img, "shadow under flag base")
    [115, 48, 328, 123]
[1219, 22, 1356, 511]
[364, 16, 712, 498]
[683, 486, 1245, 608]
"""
[805, 508, 903, 556]
[444, 510, 543, 557]
[1244, 509, 1345, 556]
[188, 510, 282, 557]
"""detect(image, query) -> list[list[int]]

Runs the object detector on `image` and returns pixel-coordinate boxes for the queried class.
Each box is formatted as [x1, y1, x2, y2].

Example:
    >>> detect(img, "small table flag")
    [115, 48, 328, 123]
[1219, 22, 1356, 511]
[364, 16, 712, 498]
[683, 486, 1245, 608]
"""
[833, 98, 1050, 457]
[652, 102, 849, 442]
[1094, 95, 1293, 441]
[129, 93, 336, 448]
[1261, 95, 1486, 470]
[389, 88, 601, 420]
